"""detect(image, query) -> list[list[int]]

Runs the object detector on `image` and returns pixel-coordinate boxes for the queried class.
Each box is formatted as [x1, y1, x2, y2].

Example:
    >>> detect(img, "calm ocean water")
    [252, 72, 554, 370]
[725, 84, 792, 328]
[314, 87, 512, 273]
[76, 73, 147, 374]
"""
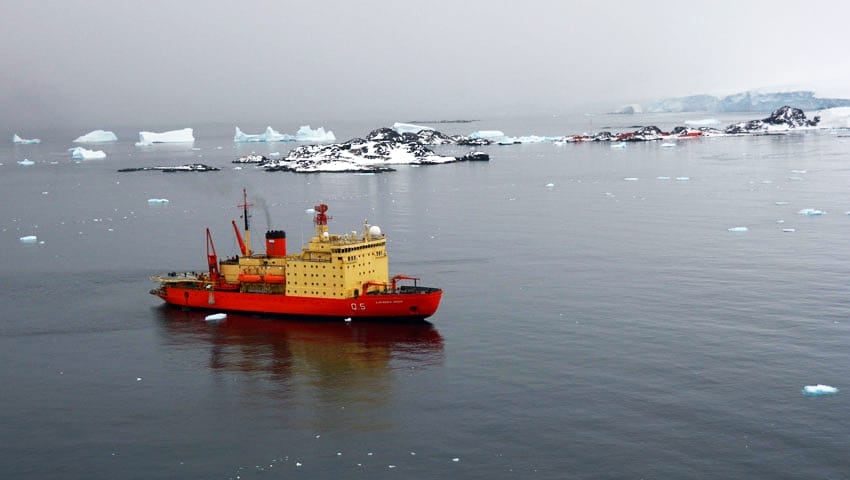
[2, 113, 850, 479]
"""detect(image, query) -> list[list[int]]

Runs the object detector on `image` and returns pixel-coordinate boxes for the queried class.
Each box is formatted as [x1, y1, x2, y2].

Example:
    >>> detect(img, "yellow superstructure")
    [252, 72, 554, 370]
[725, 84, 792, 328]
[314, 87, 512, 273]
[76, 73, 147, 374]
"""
[219, 206, 389, 299]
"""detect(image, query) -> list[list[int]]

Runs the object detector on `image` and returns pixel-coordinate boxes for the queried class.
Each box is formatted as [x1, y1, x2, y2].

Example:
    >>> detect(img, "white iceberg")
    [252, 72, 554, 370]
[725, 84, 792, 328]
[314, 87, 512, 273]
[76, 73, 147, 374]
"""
[69, 146, 106, 160]
[392, 122, 433, 134]
[74, 129, 118, 143]
[294, 125, 335, 142]
[684, 118, 720, 127]
[147, 198, 169, 205]
[234, 126, 293, 143]
[13, 134, 41, 144]
[469, 130, 505, 140]
[814, 107, 850, 129]
[17, 159, 35, 166]
[205, 313, 227, 322]
[798, 208, 825, 216]
[611, 143, 626, 149]
[19, 235, 38, 244]
[728, 226, 749, 232]
[135, 128, 194, 146]
[802, 384, 838, 396]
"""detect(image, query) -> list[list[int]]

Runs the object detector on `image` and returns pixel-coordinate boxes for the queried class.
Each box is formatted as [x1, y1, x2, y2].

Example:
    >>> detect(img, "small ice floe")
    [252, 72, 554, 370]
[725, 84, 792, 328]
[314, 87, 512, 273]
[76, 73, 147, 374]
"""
[17, 159, 35, 166]
[13, 134, 41, 144]
[728, 227, 749, 232]
[798, 208, 825, 216]
[675, 176, 690, 181]
[136, 377, 142, 382]
[147, 198, 169, 205]
[344, 317, 352, 323]
[775, 201, 789, 205]
[452, 458, 460, 462]
[610, 143, 626, 149]
[305, 208, 316, 214]
[19, 235, 38, 244]
[783, 228, 796, 232]
[205, 313, 226, 322]
[788, 176, 804, 181]
[661, 142, 676, 148]
[69, 146, 106, 160]
[761, 180, 773, 184]
[623, 177, 639, 181]
[791, 169, 807, 174]
[802, 384, 838, 396]
[545, 183, 555, 188]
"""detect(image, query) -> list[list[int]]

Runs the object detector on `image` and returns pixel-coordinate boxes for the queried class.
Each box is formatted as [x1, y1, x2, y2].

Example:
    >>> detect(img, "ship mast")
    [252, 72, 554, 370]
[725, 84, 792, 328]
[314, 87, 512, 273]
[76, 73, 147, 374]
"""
[314, 203, 330, 240]
[238, 188, 254, 255]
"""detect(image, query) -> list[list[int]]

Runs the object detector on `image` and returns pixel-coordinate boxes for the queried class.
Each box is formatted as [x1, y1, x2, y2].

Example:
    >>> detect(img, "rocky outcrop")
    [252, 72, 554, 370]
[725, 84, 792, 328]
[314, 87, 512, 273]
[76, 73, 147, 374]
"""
[724, 106, 819, 134]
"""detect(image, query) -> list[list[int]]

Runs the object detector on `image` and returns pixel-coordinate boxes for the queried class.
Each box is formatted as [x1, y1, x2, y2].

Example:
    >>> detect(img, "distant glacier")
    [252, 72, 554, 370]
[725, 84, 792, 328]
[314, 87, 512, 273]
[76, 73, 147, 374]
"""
[643, 91, 850, 113]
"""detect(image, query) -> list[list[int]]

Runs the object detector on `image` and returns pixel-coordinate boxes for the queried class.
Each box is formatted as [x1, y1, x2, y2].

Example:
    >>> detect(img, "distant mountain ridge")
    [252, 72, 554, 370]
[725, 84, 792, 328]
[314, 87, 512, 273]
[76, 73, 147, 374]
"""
[646, 90, 850, 113]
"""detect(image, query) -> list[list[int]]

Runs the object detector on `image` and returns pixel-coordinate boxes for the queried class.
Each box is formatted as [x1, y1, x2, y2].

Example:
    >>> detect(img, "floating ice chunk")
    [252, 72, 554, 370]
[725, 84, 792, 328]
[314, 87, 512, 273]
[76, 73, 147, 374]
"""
[623, 177, 638, 181]
[791, 169, 807, 174]
[802, 384, 838, 396]
[656, 176, 671, 180]
[344, 317, 352, 323]
[17, 159, 35, 166]
[452, 458, 460, 462]
[788, 176, 803, 181]
[74, 129, 118, 143]
[545, 183, 555, 187]
[147, 198, 169, 205]
[610, 142, 626, 148]
[675, 177, 690, 181]
[205, 313, 226, 321]
[19, 235, 38, 243]
[661, 142, 676, 148]
[728, 226, 748, 232]
[393, 122, 433, 134]
[136, 128, 194, 146]
[69, 146, 106, 160]
[783, 228, 796, 232]
[294, 125, 336, 142]
[775, 201, 789, 205]
[13, 134, 41, 144]
[798, 208, 825, 216]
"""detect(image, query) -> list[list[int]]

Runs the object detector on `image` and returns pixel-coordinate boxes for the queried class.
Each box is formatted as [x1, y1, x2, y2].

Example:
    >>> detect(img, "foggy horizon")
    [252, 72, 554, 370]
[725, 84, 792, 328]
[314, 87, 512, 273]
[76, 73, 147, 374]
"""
[3, 0, 849, 134]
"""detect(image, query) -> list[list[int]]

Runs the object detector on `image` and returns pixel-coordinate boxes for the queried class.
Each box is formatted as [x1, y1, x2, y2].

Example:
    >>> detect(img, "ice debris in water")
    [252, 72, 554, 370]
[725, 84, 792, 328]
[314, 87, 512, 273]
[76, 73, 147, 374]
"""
[775, 201, 789, 205]
[661, 142, 676, 147]
[675, 177, 690, 181]
[623, 177, 638, 181]
[19, 235, 38, 244]
[798, 208, 825, 216]
[610, 143, 626, 149]
[545, 183, 555, 187]
[657, 176, 671, 180]
[17, 159, 35, 166]
[728, 227, 748, 232]
[147, 198, 169, 205]
[802, 384, 838, 396]
[205, 313, 226, 322]
[783, 228, 796, 232]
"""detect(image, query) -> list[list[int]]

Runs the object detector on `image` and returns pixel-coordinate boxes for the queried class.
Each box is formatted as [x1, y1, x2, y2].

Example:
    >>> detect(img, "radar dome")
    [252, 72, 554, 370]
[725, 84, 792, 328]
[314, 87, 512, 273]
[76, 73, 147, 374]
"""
[369, 225, 382, 237]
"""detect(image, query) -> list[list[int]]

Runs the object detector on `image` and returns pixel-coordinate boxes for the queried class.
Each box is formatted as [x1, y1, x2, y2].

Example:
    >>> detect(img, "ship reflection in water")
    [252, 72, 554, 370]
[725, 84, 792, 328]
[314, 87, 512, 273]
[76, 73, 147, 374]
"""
[153, 306, 444, 431]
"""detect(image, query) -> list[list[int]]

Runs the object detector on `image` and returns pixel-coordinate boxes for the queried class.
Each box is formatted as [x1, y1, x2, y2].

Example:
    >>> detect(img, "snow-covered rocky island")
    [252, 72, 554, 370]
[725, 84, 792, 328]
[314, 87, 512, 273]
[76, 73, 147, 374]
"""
[257, 126, 489, 173]
[567, 106, 824, 142]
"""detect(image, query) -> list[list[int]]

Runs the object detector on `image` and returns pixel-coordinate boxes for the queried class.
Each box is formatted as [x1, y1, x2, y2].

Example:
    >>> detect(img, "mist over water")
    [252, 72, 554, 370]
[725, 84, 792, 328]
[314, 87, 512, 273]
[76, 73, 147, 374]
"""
[2, 113, 849, 478]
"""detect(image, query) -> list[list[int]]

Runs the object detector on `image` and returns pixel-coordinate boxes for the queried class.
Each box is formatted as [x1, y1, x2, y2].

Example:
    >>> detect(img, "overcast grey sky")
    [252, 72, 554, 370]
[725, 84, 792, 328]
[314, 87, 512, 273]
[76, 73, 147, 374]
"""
[2, 0, 848, 132]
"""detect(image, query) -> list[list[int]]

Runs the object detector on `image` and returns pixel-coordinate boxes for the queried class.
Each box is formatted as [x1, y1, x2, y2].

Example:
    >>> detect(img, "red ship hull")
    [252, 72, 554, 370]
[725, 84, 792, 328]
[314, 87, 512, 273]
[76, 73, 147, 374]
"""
[153, 284, 442, 321]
